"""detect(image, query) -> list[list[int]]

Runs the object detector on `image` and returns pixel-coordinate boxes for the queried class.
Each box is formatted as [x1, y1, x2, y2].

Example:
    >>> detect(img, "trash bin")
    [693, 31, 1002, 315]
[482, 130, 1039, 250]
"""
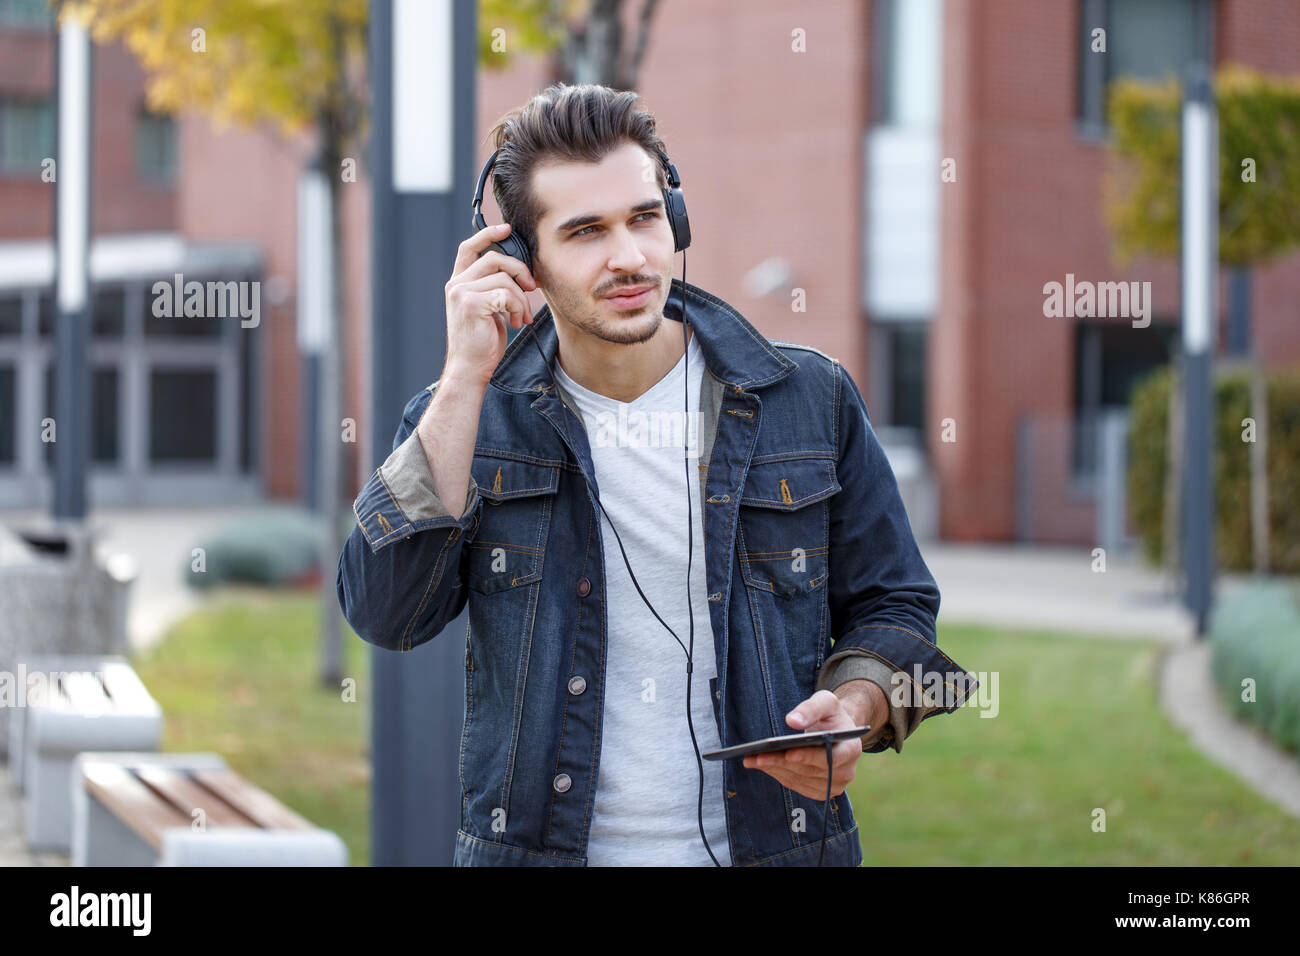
[0, 521, 137, 761]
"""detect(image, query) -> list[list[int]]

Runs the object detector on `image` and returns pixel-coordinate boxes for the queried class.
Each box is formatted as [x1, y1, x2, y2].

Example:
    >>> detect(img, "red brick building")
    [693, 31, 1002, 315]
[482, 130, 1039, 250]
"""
[934, 0, 1300, 542]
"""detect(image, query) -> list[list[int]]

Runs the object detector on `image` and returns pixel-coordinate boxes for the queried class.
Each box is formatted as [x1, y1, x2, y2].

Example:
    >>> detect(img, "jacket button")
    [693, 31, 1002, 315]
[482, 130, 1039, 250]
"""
[577, 577, 591, 597]
[553, 773, 572, 793]
[568, 676, 587, 696]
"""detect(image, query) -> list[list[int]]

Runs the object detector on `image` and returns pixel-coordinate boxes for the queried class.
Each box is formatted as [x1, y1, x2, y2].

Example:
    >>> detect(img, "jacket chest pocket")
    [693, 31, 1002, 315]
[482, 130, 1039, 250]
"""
[464, 455, 561, 594]
[737, 457, 841, 599]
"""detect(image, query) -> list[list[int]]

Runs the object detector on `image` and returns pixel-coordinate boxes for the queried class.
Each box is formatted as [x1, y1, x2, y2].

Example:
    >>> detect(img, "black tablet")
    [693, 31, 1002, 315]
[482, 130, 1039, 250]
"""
[702, 726, 872, 762]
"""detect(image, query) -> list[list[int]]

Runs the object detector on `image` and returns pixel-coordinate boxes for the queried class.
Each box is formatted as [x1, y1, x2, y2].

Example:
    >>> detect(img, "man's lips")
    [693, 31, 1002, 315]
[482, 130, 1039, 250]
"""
[603, 284, 656, 299]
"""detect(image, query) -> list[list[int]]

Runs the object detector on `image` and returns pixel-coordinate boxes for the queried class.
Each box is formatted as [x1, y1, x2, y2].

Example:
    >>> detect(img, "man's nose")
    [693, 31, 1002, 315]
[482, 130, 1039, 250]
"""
[606, 224, 647, 272]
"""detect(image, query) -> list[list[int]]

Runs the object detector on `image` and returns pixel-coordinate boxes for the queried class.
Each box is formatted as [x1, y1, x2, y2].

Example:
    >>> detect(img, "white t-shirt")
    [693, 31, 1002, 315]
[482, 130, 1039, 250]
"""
[552, 329, 732, 866]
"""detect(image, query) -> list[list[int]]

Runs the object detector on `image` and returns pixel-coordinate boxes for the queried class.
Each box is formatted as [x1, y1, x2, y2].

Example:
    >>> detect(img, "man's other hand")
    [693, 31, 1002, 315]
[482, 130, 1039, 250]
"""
[740, 683, 886, 801]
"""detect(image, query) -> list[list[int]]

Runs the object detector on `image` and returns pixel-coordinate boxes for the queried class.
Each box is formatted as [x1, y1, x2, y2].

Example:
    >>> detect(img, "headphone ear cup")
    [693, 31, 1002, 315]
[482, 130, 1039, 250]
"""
[663, 185, 691, 252]
[490, 232, 532, 272]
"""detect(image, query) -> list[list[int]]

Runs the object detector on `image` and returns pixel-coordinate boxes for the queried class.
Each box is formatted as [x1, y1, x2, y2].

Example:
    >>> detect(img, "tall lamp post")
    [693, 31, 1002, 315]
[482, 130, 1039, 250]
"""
[53, 4, 92, 521]
[1180, 64, 1218, 639]
[367, 0, 476, 865]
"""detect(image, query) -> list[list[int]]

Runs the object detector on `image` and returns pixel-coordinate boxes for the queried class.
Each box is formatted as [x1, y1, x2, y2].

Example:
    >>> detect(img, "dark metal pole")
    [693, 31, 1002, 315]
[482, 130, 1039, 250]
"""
[368, 0, 476, 865]
[299, 155, 327, 511]
[53, 8, 92, 520]
[1180, 65, 1218, 639]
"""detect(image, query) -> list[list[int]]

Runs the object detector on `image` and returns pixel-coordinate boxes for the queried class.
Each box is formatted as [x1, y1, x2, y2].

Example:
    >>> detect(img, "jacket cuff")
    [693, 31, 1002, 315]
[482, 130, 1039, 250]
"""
[380, 427, 480, 521]
[352, 429, 480, 553]
[816, 652, 942, 755]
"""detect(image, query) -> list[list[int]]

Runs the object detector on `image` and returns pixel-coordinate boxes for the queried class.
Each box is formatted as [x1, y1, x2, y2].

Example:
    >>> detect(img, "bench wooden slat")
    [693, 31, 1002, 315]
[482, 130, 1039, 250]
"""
[191, 769, 314, 830]
[133, 766, 260, 830]
[83, 762, 190, 851]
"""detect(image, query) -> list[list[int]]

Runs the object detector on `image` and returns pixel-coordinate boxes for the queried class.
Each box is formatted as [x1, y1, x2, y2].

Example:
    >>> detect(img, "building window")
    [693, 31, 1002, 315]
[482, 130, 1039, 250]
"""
[887, 324, 927, 437]
[136, 107, 177, 184]
[150, 368, 217, 463]
[0, 364, 14, 465]
[0, 273, 259, 503]
[0, 97, 55, 175]
[872, 0, 942, 129]
[1077, 0, 1213, 136]
[144, 276, 230, 338]
[0, 0, 53, 29]
[1072, 320, 1179, 476]
[0, 295, 21, 337]
[36, 291, 51, 336]
[91, 286, 126, 338]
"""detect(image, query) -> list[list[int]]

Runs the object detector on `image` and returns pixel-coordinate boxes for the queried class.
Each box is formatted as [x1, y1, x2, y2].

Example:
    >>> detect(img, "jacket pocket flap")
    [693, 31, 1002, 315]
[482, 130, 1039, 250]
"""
[472, 456, 562, 502]
[740, 457, 840, 510]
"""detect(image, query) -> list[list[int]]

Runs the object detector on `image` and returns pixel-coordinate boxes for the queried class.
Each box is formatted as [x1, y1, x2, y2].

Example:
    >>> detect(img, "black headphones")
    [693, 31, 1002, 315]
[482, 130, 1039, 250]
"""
[469, 146, 837, 867]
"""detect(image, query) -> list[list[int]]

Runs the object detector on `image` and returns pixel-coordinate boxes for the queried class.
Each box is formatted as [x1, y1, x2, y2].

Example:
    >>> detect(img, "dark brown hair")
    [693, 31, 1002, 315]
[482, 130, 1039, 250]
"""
[485, 82, 668, 264]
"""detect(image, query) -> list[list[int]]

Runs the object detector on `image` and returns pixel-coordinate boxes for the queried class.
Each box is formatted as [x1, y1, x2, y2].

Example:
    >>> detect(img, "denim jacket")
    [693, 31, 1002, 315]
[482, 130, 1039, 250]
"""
[336, 279, 977, 866]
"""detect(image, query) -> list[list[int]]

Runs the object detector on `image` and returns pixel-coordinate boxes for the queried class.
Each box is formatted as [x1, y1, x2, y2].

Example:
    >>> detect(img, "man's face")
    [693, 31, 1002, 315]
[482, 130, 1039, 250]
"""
[529, 141, 676, 346]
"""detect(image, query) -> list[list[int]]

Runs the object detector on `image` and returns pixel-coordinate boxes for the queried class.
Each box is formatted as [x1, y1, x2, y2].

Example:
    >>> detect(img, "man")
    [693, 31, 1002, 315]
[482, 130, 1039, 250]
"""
[337, 83, 976, 867]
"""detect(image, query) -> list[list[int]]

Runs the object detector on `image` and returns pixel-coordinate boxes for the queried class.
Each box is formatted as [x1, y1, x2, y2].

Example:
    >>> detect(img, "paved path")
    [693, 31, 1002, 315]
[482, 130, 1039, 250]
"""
[1161, 641, 1300, 819]
[922, 542, 1205, 643]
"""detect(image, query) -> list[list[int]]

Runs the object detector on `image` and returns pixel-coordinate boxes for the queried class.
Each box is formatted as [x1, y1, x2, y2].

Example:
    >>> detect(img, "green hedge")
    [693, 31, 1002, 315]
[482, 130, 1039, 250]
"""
[1209, 579, 1300, 756]
[183, 508, 324, 590]
[1128, 364, 1300, 574]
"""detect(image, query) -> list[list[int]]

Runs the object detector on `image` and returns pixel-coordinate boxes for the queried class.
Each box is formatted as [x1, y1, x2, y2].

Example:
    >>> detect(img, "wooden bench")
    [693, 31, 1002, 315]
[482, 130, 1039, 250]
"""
[71, 752, 347, 866]
[14, 655, 162, 851]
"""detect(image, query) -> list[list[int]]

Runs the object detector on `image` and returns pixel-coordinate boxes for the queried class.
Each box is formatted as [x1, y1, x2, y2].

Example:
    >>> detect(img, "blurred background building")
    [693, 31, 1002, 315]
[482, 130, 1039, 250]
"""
[1, 0, 1297, 545]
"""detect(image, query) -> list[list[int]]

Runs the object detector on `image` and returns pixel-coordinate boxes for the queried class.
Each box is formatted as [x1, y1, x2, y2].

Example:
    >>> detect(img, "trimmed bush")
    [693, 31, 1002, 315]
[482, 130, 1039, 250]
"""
[1128, 364, 1300, 574]
[1209, 579, 1300, 757]
[184, 508, 324, 590]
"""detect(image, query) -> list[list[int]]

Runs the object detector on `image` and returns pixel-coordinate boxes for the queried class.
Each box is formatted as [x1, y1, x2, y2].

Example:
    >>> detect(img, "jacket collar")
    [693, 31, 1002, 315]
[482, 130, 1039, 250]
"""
[489, 278, 798, 394]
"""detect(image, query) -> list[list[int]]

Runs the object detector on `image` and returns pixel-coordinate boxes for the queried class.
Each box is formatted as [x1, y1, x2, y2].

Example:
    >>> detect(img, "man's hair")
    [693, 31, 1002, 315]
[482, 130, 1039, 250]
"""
[485, 82, 668, 263]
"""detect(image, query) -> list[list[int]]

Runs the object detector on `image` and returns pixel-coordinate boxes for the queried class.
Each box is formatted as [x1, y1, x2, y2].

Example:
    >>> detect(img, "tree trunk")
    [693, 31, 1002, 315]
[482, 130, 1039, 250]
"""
[555, 0, 661, 90]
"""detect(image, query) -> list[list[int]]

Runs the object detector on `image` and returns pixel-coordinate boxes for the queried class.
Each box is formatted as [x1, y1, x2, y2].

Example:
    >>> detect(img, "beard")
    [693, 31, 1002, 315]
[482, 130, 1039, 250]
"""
[544, 276, 664, 346]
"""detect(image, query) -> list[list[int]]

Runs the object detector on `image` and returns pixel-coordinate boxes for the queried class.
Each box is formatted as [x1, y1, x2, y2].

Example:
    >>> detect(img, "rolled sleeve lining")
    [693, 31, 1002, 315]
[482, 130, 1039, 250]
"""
[378, 428, 480, 523]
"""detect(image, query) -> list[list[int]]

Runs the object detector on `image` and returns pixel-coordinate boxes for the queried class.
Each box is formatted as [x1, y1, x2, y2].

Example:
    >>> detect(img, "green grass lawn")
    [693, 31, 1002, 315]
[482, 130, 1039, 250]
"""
[133, 594, 1300, 866]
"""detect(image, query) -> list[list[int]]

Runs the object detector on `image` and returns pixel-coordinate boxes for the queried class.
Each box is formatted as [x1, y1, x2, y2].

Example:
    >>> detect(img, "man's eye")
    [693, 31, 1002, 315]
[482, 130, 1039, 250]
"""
[572, 213, 657, 239]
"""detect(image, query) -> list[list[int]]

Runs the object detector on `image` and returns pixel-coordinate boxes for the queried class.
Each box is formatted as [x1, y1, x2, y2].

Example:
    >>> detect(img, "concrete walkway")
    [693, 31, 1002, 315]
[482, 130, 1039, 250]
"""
[1161, 640, 1300, 819]
[96, 504, 301, 652]
[923, 542, 1203, 643]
